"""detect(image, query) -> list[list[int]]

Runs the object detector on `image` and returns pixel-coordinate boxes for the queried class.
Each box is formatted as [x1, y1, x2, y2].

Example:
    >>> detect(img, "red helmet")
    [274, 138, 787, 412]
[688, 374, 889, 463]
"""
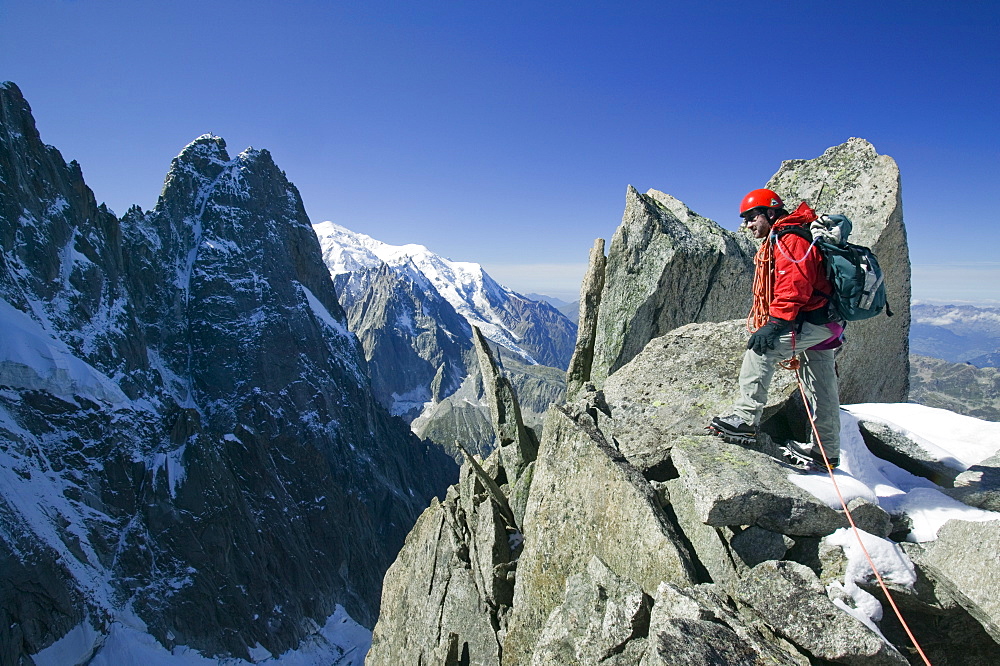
[740, 188, 783, 215]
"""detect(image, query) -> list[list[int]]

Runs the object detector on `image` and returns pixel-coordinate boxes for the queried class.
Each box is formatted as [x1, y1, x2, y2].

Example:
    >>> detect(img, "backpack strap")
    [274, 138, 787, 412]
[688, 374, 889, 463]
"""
[772, 224, 832, 308]
[772, 224, 813, 242]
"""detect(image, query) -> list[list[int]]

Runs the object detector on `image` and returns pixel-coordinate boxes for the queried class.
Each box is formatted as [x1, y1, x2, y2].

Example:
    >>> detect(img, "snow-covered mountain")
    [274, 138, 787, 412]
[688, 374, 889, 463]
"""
[313, 221, 576, 458]
[0, 82, 455, 663]
[315, 221, 576, 367]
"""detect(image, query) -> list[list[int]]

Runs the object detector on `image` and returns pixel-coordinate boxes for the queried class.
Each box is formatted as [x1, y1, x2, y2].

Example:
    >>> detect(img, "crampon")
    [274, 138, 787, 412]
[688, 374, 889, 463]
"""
[705, 424, 756, 447]
[778, 440, 837, 472]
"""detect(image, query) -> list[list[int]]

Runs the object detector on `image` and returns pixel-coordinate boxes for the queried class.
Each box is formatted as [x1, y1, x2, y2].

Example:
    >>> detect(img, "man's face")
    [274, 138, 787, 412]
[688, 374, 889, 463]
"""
[742, 208, 772, 239]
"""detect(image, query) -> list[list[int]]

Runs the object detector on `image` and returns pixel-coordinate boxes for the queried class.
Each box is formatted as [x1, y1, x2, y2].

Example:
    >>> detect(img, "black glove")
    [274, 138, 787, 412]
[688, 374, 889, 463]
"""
[747, 317, 793, 355]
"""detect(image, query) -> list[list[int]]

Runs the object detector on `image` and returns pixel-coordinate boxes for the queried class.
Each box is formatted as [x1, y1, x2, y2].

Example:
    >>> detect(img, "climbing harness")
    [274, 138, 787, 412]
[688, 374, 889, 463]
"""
[786, 334, 933, 666]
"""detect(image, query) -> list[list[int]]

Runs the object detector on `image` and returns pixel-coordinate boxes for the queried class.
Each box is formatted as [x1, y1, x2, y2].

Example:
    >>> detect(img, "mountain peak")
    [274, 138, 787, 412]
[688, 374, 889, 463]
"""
[174, 133, 230, 164]
[315, 221, 578, 370]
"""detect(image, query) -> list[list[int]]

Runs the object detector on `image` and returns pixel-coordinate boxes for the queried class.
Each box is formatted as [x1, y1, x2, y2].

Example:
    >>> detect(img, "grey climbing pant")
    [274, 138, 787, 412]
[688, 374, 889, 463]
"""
[731, 321, 841, 459]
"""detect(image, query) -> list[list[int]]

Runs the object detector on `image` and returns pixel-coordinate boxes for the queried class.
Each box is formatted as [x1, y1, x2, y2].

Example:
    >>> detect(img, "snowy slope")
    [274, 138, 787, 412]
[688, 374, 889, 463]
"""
[314, 221, 555, 365]
[0, 297, 128, 406]
[794, 404, 999, 542]
[783, 403, 1000, 632]
[32, 606, 371, 666]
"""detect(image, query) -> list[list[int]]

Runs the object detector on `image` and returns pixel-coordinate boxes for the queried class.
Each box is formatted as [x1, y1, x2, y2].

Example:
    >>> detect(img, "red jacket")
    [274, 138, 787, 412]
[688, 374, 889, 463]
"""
[768, 203, 833, 321]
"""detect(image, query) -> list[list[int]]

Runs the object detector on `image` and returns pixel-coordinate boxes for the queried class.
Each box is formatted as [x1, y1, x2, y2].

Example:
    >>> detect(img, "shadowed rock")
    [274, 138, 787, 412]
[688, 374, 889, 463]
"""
[735, 561, 908, 665]
[858, 418, 962, 486]
[945, 451, 1000, 512]
[566, 238, 606, 401]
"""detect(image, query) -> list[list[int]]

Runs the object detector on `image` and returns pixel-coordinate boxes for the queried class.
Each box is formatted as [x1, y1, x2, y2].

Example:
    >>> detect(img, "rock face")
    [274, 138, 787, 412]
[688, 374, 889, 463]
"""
[599, 319, 801, 470]
[766, 137, 910, 403]
[371, 315, 995, 662]
[0, 82, 456, 662]
[531, 556, 652, 665]
[909, 519, 1000, 643]
[735, 561, 907, 665]
[583, 139, 909, 407]
[500, 404, 698, 665]
[589, 187, 755, 386]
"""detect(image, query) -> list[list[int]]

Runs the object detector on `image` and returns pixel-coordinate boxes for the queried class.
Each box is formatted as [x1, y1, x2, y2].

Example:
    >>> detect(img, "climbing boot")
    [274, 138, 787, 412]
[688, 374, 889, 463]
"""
[708, 415, 756, 445]
[781, 439, 838, 470]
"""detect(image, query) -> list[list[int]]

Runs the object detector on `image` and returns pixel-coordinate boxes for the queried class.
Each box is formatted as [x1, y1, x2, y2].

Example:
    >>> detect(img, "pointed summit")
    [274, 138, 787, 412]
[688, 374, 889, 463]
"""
[0, 81, 41, 144]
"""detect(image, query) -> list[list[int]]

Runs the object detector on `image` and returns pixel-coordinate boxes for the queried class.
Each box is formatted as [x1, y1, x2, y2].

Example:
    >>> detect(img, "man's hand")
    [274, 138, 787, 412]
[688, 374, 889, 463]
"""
[747, 317, 793, 355]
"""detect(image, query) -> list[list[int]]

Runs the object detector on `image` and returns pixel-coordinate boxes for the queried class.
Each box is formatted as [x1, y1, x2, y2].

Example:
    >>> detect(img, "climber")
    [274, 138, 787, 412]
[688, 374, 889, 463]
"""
[708, 188, 844, 469]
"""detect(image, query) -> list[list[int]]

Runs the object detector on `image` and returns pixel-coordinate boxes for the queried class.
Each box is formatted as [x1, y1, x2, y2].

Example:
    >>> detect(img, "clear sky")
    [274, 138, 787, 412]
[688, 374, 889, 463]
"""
[3, 0, 998, 301]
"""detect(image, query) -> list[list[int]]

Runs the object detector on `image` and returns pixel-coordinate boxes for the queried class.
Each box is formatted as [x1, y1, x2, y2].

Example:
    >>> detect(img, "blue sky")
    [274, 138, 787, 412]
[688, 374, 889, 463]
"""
[3, 0, 998, 301]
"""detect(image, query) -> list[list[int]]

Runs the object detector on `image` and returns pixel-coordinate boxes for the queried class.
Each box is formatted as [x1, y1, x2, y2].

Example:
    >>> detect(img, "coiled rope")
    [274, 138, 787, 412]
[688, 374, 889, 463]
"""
[786, 341, 932, 666]
[748, 237, 774, 333]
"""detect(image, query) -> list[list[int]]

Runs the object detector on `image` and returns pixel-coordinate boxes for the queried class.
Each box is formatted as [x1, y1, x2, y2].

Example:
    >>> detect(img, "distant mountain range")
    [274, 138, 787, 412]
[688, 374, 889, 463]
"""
[527, 293, 581, 324]
[316, 222, 575, 367]
[910, 303, 1000, 368]
[909, 354, 1000, 421]
[313, 222, 577, 457]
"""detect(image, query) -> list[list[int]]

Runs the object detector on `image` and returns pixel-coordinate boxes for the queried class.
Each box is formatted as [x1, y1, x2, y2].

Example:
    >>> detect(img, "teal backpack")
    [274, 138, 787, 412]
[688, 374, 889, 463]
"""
[774, 214, 891, 322]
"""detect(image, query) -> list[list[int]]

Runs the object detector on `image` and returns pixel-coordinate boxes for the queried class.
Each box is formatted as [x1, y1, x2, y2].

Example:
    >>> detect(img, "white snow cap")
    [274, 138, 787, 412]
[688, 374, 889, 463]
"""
[313, 221, 540, 364]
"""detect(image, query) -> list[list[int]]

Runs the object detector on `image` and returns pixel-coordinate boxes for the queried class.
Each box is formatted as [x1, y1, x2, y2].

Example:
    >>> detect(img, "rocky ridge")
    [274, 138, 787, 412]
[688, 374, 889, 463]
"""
[0, 82, 456, 663]
[367, 140, 999, 665]
[372, 314, 1000, 664]
[577, 138, 910, 405]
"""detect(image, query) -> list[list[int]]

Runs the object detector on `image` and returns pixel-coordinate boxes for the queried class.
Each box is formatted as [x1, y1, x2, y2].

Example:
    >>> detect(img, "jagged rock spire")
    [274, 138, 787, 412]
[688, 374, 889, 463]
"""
[472, 325, 538, 481]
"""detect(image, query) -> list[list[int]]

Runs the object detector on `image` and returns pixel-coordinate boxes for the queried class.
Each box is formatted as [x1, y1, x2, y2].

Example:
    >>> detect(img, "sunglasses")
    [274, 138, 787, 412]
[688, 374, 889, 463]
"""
[741, 207, 767, 223]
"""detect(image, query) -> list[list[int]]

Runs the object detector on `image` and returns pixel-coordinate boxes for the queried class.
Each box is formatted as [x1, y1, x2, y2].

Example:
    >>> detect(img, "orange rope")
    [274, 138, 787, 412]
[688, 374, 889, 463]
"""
[788, 339, 932, 665]
[748, 238, 774, 332]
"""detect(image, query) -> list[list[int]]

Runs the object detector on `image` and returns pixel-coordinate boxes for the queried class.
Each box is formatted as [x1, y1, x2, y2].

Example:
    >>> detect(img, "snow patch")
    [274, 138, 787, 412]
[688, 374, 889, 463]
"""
[298, 283, 351, 341]
[389, 385, 433, 417]
[31, 617, 102, 666]
[789, 408, 1000, 542]
[36, 605, 370, 665]
[845, 403, 1000, 470]
[823, 527, 916, 634]
[0, 297, 128, 406]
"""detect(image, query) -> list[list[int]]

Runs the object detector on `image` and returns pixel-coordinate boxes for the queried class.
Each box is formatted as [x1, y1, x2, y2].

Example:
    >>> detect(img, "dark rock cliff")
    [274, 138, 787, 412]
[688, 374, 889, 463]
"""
[0, 82, 456, 662]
